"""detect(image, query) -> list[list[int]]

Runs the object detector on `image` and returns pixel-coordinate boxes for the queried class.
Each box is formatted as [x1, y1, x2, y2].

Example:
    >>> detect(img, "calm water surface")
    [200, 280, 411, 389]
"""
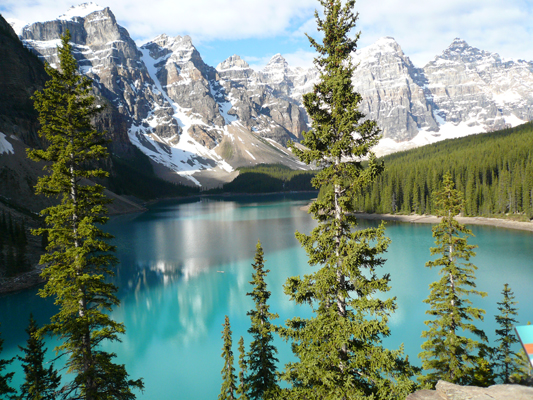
[1, 193, 532, 399]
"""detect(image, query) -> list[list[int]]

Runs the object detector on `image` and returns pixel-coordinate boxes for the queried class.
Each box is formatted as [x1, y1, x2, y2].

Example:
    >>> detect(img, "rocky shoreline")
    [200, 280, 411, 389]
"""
[354, 212, 533, 232]
[299, 204, 533, 233]
[407, 380, 533, 399]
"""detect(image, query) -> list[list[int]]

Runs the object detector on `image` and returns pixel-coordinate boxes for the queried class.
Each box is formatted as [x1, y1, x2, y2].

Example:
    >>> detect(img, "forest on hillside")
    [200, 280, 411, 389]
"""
[352, 122, 533, 219]
[210, 164, 317, 194]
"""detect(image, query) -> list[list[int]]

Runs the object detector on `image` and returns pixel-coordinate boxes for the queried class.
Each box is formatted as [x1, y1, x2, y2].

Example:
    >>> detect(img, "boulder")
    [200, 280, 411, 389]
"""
[406, 380, 533, 400]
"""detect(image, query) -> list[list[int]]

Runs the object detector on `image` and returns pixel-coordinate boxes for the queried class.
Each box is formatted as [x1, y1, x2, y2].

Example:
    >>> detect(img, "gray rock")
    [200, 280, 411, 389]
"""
[21, 6, 181, 147]
[352, 37, 438, 141]
[406, 380, 533, 400]
[422, 38, 533, 133]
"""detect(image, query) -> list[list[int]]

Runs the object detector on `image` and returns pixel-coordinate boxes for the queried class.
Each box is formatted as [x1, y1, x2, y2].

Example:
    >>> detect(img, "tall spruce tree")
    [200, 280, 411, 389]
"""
[246, 241, 279, 399]
[494, 284, 522, 383]
[18, 314, 61, 400]
[419, 173, 488, 387]
[237, 336, 249, 400]
[279, 1, 416, 399]
[28, 30, 143, 399]
[220, 316, 237, 400]
[0, 325, 15, 398]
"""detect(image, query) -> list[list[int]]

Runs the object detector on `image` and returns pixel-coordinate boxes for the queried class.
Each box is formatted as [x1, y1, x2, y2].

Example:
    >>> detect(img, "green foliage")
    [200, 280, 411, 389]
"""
[246, 242, 279, 399]
[278, 1, 417, 399]
[220, 316, 237, 400]
[493, 284, 523, 383]
[237, 337, 249, 400]
[17, 314, 61, 400]
[352, 122, 533, 218]
[218, 164, 316, 194]
[0, 324, 16, 398]
[28, 30, 142, 399]
[419, 173, 489, 387]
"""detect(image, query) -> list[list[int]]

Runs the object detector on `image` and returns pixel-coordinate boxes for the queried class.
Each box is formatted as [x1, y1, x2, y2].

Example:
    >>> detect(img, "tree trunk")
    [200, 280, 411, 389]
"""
[70, 149, 94, 400]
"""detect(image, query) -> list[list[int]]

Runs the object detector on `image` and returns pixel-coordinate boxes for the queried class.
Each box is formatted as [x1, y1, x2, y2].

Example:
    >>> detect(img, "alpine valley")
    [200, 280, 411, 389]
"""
[2, 2, 533, 194]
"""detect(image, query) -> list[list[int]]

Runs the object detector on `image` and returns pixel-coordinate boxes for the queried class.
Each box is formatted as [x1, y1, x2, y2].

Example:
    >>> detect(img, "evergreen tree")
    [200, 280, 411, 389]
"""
[18, 314, 61, 400]
[494, 284, 522, 383]
[246, 242, 279, 399]
[28, 31, 142, 400]
[419, 173, 488, 387]
[237, 336, 249, 400]
[279, 1, 416, 398]
[0, 325, 16, 398]
[220, 316, 237, 400]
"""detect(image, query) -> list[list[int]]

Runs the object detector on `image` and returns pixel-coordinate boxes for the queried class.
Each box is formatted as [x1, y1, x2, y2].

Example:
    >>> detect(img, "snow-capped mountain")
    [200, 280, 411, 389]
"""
[8, 3, 533, 184]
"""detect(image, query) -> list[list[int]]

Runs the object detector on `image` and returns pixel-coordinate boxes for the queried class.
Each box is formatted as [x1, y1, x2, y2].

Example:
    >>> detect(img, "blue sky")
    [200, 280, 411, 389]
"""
[2, 0, 532, 69]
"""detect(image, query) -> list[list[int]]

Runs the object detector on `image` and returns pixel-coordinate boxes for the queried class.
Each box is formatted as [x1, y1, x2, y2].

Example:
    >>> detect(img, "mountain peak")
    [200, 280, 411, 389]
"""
[58, 3, 105, 21]
[216, 55, 250, 71]
[430, 37, 500, 65]
[447, 38, 470, 50]
[148, 34, 194, 51]
[267, 53, 287, 65]
[375, 36, 399, 45]
[355, 36, 407, 64]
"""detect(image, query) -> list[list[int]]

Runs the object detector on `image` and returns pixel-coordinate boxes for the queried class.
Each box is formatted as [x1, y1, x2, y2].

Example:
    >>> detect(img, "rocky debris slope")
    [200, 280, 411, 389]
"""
[406, 380, 533, 400]
[8, 3, 533, 185]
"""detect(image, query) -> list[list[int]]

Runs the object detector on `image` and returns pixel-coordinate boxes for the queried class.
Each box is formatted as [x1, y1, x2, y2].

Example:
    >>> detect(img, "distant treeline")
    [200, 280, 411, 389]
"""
[0, 211, 31, 277]
[351, 122, 533, 218]
[210, 164, 317, 194]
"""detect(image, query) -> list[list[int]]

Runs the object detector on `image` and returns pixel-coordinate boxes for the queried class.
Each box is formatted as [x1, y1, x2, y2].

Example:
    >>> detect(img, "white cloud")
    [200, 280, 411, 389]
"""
[2, 0, 532, 67]
[1, 0, 317, 42]
[282, 49, 316, 68]
[244, 55, 274, 71]
[356, 0, 533, 66]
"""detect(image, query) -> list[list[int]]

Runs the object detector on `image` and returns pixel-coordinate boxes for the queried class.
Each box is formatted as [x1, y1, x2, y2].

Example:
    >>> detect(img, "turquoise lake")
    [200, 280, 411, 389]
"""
[1, 193, 532, 399]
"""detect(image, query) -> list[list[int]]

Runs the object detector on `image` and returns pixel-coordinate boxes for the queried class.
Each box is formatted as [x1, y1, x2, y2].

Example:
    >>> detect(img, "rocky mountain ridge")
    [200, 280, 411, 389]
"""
[6, 3, 533, 185]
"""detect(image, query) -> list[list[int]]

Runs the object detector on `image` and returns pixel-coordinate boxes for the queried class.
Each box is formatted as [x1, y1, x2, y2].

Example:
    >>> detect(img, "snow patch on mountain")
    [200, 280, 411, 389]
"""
[58, 3, 105, 20]
[356, 36, 403, 61]
[128, 47, 233, 185]
[373, 113, 527, 157]
[6, 18, 27, 35]
[0, 133, 14, 155]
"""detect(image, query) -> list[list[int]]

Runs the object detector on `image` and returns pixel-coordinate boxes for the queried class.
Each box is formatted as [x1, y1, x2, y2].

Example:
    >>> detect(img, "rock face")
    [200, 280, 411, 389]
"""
[423, 38, 533, 133]
[20, 5, 181, 148]
[9, 4, 533, 185]
[215, 53, 314, 145]
[352, 37, 438, 142]
[406, 380, 533, 400]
